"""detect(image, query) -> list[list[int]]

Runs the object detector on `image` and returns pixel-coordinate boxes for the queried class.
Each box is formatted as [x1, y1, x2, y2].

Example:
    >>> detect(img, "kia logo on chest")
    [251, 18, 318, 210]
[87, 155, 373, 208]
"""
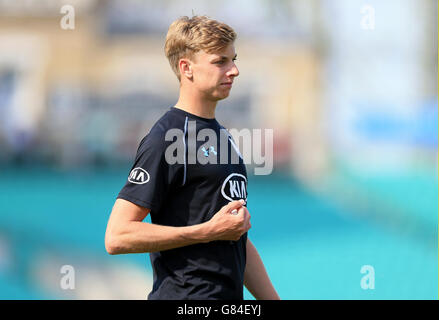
[128, 167, 150, 184]
[221, 173, 247, 202]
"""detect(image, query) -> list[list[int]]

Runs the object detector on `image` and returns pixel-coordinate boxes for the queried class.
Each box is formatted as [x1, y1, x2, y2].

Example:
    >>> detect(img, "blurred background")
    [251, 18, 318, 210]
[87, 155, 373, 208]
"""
[0, 0, 437, 299]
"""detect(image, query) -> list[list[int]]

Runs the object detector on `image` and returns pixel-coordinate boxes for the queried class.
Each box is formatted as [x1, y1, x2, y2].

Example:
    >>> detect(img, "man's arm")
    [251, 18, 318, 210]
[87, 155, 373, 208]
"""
[244, 238, 280, 300]
[105, 198, 249, 254]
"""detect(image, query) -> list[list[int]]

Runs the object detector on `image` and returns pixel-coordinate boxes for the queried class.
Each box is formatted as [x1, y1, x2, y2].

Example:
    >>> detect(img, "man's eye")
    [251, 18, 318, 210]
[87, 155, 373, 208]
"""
[215, 60, 225, 64]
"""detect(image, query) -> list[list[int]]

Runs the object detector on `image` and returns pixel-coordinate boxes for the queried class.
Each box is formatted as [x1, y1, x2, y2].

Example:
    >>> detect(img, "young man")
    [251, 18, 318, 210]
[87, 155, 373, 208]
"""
[105, 15, 279, 300]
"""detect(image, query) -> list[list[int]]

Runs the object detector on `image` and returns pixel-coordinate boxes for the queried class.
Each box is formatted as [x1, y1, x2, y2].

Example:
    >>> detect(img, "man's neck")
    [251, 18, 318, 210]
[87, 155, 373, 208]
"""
[175, 87, 217, 119]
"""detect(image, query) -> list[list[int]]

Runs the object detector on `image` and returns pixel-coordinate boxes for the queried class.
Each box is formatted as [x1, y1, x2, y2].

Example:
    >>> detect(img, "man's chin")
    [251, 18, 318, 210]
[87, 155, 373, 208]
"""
[214, 92, 230, 101]
[205, 89, 231, 101]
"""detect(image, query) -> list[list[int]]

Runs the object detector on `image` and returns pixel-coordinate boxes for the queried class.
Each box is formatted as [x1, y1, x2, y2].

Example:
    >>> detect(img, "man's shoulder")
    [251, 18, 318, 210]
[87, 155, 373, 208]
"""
[151, 108, 188, 134]
[138, 108, 185, 151]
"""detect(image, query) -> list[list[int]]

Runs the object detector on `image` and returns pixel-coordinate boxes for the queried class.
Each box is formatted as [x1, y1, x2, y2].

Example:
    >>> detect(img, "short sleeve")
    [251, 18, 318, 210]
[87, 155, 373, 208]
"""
[117, 133, 176, 212]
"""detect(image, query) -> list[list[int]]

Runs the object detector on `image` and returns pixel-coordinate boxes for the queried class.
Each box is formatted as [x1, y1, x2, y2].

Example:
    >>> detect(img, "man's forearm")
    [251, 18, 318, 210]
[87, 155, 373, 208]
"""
[244, 239, 280, 300]
[107, 221, 211, 254]
[105, 200, 248, 255]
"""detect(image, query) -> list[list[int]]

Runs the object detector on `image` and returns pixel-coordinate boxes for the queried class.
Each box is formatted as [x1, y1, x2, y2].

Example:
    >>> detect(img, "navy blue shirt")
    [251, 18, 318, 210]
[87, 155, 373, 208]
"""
[117, 106, 248, 300]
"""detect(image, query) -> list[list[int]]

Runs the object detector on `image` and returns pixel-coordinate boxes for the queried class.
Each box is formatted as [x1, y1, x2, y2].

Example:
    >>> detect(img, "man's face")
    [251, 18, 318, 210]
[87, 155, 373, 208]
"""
[188, 43, 239, 101]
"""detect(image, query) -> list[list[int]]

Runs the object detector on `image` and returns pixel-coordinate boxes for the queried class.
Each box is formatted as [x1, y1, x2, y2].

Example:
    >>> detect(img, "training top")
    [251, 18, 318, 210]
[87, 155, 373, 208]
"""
[117, 106, 248, 300]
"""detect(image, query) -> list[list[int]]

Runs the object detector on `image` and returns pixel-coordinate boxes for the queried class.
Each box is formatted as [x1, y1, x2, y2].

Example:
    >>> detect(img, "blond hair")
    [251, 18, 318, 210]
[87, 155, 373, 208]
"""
[164, 15, 236, 81]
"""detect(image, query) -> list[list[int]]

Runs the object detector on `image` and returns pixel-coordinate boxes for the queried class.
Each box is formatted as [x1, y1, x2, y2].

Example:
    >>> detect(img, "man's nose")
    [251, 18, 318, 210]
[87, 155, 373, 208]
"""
[228, 64, 239, 77]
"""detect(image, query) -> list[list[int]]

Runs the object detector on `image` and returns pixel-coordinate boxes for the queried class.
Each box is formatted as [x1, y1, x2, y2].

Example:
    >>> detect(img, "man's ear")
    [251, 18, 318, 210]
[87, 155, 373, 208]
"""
[179, 59, 193, 80]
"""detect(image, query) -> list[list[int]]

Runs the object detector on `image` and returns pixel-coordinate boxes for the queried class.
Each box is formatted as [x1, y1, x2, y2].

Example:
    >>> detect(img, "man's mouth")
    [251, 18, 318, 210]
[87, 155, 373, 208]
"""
[220, 82, 233, 87]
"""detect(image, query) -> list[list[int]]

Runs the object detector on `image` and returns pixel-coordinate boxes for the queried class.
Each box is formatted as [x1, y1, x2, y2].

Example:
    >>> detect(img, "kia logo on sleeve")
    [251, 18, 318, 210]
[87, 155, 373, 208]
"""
[128, 167, 150, 184]
[221, 173, 247, 202]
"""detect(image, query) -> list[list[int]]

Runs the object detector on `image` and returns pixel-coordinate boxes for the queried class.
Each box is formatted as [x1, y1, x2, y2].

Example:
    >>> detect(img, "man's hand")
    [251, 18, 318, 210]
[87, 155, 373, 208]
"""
[206, 200, 251, 241]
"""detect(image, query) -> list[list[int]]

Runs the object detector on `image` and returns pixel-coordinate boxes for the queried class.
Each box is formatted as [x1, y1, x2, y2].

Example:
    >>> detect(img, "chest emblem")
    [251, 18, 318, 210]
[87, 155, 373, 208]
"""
[201, 146, 218, 157]
[221, 173, 247, 202]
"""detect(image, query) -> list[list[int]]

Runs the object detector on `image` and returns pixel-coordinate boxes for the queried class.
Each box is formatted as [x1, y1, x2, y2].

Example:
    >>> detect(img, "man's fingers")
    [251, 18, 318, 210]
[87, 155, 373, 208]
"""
[226, 199, 246, 213]
[231, 206, 246, 215]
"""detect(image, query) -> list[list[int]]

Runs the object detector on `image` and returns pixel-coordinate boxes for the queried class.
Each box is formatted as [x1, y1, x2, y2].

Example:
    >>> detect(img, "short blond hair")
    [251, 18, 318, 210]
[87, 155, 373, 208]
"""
[164, 15, 236, 81]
